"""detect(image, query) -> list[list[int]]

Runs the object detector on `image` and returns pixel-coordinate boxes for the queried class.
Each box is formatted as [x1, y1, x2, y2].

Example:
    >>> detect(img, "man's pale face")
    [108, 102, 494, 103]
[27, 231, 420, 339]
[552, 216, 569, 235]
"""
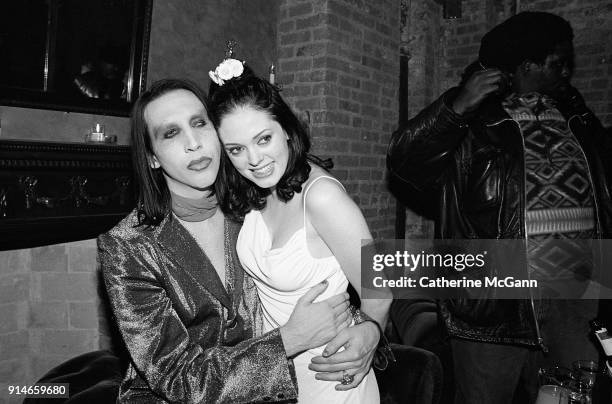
[144, 89, 221, 199]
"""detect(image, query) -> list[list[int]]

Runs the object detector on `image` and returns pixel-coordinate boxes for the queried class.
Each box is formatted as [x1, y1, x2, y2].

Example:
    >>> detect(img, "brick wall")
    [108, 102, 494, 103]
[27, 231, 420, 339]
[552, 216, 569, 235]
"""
[148, 0, 279, 85]
[399, 0, 443, 238]
[277, 0, 400, 238]
[403, 0, 444, 114]
[0, 241, 100, 403]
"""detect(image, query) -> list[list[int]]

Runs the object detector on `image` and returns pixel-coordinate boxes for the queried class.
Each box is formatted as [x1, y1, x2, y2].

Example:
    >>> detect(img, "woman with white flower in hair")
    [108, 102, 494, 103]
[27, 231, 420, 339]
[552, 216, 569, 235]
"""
[208, 56, 392, 403]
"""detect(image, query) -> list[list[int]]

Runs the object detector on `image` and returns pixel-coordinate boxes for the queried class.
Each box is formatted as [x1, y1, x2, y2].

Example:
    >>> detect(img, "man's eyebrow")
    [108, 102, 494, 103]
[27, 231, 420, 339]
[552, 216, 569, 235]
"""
[150, 108, 208, 137]
[150, 122, 172, 138]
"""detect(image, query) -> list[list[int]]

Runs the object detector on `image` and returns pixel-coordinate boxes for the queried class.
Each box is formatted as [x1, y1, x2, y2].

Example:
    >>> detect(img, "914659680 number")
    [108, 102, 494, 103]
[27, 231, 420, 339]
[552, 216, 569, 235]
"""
[7, 383, 69, 398]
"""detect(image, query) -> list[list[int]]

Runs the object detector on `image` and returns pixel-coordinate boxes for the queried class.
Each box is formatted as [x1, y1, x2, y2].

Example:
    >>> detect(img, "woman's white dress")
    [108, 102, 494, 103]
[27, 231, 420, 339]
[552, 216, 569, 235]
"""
[236, 176, 379, 403]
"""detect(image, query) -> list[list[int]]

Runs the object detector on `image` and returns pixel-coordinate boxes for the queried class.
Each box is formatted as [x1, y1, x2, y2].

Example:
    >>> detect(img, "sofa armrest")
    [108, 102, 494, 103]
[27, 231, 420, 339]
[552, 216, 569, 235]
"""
[375, 343, 442, 404]
[23, 350, 123, 404]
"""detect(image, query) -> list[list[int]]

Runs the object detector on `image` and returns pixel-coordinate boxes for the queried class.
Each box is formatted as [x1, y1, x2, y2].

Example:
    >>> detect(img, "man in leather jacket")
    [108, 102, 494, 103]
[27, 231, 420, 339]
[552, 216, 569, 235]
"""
[387, 11, 612, 403]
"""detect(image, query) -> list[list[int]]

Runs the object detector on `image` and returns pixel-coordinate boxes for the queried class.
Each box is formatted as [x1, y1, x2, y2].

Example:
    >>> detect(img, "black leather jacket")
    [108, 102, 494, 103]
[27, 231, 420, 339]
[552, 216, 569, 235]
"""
[387, 88, 612, 346]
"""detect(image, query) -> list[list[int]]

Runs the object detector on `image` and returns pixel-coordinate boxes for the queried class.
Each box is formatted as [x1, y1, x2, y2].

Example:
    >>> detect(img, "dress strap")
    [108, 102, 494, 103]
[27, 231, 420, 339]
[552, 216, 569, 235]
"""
[302, 176, 345, 227]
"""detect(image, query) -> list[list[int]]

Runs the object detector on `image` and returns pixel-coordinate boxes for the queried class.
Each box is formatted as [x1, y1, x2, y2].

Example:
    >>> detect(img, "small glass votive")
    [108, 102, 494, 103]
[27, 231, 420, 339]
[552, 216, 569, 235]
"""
[561, 379, 589, 404]
[572, 360, 599, 390]
[85, 123, 106, 143]
[572, 360, 599, 403]
[535, 384, 567, 404]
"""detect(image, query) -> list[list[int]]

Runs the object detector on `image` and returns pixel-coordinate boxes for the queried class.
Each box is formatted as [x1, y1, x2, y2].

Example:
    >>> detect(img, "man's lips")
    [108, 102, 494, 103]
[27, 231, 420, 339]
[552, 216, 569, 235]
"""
[187, 156, 212, 171]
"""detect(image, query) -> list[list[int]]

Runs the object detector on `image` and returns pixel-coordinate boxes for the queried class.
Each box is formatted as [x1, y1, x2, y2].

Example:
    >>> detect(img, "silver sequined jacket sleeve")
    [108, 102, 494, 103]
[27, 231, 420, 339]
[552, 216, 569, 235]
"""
[98, 212, 297, 404]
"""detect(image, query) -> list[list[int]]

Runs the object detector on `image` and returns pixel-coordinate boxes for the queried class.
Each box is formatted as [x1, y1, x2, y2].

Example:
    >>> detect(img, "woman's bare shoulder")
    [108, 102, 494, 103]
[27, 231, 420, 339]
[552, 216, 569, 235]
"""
[303, 165, 342, 190]
[303, 166, 347, 211]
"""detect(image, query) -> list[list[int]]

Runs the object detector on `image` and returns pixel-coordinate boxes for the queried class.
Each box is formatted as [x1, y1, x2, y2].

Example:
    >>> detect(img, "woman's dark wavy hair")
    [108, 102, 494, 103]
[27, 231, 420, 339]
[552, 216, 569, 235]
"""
[130, 78, 211, 227]
[208, 64, 331, 220]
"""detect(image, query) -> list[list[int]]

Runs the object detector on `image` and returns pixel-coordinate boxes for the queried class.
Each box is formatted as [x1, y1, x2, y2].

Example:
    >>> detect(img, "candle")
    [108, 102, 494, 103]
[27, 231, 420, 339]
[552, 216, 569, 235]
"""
[269, 65, 276, 85]
[86, 123, 106, 142]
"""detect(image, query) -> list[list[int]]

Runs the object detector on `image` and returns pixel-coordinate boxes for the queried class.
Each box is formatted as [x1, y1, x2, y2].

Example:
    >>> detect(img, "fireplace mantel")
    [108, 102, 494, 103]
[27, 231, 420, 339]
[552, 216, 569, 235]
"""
[0, 140, 134, 250]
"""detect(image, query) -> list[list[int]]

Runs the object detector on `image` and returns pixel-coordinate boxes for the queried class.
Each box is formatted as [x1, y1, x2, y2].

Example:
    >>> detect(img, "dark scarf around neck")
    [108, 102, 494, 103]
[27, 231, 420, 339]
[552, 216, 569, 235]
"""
[170, 191, 218, 222]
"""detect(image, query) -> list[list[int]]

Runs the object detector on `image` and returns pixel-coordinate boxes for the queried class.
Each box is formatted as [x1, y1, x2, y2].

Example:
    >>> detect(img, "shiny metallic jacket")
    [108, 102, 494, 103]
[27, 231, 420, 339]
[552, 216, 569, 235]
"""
[98, 210, 297, 403]
[387, 87, 612, 347]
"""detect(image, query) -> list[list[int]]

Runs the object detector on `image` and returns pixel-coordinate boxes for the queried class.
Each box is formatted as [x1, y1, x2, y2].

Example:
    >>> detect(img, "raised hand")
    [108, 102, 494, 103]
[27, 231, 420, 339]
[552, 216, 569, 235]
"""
[452, 68, 508, 115]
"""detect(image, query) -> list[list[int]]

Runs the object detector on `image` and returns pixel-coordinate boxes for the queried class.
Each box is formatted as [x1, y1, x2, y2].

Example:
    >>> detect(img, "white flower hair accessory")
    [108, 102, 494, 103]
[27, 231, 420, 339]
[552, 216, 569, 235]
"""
[208, 58, 244, 86]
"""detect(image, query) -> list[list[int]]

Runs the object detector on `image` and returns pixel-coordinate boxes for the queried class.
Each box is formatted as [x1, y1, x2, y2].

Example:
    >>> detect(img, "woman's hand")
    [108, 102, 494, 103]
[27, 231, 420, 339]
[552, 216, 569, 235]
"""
[308, 321, 380, 390]
[280, 281, 351, 357]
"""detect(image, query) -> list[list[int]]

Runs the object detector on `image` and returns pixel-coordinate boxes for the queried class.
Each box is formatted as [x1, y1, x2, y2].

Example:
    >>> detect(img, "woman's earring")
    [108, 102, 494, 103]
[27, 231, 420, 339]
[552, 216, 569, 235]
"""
[149, 157, 160, 169]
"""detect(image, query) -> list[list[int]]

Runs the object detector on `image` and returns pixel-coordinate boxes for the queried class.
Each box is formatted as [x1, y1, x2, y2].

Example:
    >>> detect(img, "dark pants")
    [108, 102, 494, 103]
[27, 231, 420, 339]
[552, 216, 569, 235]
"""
[451, 300, 600, 404]
[451, 338, 541, 404]
[539, 299, 599, 369]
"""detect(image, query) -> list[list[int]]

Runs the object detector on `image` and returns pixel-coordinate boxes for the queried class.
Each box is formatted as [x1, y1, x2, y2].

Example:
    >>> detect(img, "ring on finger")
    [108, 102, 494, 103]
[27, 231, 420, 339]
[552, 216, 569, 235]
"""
[341, 370, 354, 385]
